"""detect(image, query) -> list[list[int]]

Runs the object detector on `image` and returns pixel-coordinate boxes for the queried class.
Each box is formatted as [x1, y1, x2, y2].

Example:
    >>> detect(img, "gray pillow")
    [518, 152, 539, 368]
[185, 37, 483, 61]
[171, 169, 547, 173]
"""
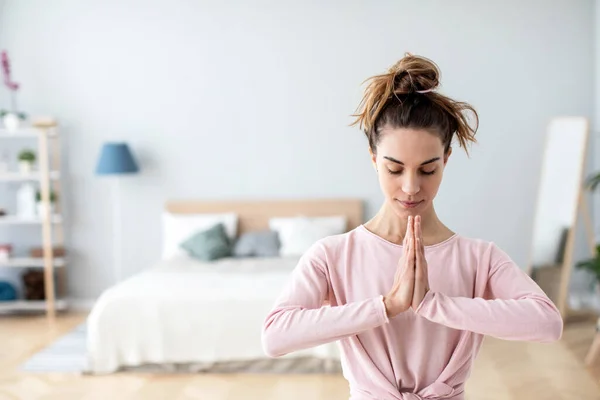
[180, 223, 232, 261]
[233, 230, 280, 257]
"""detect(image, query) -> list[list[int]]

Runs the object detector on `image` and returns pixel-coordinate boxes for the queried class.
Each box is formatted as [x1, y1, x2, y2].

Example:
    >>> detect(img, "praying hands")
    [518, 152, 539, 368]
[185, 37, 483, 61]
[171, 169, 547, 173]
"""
[383, 215, 430, 318]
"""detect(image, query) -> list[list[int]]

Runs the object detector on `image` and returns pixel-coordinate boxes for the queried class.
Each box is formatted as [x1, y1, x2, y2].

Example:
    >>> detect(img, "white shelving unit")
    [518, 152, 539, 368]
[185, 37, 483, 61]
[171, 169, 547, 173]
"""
[0, 121, 66, 320]
[0, 215, 63, 224]
[0, 257, 65, 268]
[0, 171, 60, 181]
[0, 299, 67, 312]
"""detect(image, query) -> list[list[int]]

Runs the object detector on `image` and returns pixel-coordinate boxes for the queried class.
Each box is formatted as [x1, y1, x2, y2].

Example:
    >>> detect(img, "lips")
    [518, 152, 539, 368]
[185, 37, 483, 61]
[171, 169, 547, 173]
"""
[398, 200, 423, 208]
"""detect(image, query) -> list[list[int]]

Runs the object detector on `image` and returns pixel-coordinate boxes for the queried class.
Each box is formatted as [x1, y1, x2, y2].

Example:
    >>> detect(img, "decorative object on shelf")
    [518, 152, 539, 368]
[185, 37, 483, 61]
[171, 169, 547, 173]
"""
[0, 281, 17, 301]
[0, 207, 6, 216]
[16, 182, 36, 218]
[95, 142, 139, 283]
[17, 148, 35, 173]
[22, 269, 45, 300]
[0, 244, 12, 261]
[36, 189, 57, 217]
[30, 246, 66, 258]
[0, 50, 27, 131]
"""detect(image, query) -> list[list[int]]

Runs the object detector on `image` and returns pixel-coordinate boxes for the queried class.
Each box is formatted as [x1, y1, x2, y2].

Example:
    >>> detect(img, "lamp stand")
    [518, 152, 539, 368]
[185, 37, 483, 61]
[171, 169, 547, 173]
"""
[112, 177, 122, 283]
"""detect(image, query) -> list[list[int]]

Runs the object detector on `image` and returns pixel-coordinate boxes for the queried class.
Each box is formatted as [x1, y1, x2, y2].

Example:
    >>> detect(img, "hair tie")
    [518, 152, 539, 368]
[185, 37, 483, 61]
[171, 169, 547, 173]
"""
[416, 88, 434, 94]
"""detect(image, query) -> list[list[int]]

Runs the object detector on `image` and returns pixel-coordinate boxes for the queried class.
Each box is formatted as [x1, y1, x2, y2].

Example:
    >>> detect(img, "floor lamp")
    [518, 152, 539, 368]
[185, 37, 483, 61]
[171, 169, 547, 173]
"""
[95, 142, 139, 283]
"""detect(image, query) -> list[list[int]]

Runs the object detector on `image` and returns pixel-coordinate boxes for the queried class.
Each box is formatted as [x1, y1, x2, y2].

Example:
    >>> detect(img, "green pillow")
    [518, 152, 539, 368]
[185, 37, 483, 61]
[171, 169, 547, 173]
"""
[180, 223, 232, 261]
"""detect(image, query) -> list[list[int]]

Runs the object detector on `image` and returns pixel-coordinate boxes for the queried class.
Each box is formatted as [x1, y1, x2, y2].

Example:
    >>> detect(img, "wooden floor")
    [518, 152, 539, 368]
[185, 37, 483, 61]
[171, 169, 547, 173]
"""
[0, 312, 599, 400]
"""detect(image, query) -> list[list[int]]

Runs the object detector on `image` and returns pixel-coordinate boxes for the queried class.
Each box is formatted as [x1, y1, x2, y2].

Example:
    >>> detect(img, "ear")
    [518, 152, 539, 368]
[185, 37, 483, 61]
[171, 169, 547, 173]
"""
[443, 147, 452, 165]
[369, 147, 377, 171]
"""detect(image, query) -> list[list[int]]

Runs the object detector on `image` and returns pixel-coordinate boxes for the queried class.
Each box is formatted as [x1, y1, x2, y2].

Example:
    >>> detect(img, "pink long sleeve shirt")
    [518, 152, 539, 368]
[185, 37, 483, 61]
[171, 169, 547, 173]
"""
[261, 225, 563, 400]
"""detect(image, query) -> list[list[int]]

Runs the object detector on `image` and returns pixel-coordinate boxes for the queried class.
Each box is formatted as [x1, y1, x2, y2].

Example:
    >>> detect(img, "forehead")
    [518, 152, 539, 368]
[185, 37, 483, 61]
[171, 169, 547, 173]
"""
[378, 128, 444, 160]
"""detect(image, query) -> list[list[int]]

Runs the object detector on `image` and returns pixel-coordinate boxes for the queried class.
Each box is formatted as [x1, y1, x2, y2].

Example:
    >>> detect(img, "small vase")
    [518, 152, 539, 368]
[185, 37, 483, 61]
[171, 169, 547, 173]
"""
[16, 183, 36, 219]
[36, 201, 54, 217]
[18, 161, 32, 173]
[2, 113, 20, 131]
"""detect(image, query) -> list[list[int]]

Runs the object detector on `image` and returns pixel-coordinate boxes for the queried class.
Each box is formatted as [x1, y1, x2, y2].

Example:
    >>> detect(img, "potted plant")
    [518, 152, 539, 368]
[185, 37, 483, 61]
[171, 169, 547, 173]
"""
[586, 171, 600, 192]
[17, 149, 35, 173]
[576, 171, 600, 293]
[35, 189, 57, 217]
[0, 50, 26, 131]
[576, 244, 600, 292]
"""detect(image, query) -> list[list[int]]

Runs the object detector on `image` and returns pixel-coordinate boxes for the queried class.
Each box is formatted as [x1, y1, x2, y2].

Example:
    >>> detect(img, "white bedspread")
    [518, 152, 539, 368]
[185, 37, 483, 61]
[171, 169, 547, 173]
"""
[86, 255, 341, 374]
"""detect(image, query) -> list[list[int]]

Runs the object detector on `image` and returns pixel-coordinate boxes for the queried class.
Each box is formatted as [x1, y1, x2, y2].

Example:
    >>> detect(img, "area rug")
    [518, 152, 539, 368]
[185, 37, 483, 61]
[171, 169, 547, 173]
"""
[20, 323, 342, 374]
[20, 322, 89, 373]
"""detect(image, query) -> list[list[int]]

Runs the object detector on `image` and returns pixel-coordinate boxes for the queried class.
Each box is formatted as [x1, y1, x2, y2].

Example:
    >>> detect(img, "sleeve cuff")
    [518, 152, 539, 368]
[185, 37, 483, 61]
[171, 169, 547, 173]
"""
[414, 290, 435, 315]
[377, 295, 390, 324]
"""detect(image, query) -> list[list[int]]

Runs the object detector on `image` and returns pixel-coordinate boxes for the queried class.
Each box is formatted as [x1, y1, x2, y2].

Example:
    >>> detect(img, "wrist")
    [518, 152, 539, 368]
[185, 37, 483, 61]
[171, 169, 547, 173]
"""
[383, 295, 402, 318]
[383, 296, 391, 317]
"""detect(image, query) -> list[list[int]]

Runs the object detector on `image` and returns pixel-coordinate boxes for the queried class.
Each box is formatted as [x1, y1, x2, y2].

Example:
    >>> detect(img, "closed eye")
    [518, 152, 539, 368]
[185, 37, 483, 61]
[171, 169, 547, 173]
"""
[387, 168, 436, 176]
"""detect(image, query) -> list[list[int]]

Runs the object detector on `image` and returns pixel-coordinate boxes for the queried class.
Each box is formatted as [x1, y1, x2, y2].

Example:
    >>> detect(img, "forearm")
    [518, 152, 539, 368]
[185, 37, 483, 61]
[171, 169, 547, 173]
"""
[262, 295, 389, 357]
[415, 291, 563, 342]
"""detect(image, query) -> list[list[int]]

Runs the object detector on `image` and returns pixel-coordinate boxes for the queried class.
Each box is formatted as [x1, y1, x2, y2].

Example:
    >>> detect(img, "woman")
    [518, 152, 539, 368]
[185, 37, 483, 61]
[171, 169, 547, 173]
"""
[261, 53, 563, 400]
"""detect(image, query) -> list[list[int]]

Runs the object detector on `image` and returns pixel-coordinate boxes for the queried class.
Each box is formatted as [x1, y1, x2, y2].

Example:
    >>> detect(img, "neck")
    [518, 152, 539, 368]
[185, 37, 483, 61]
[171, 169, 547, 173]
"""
[365, 201, 452, 245]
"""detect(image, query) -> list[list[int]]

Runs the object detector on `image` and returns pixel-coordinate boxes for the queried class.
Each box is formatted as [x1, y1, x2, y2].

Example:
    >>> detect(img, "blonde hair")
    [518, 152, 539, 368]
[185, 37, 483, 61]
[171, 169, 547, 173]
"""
[351, 53, 479, 156]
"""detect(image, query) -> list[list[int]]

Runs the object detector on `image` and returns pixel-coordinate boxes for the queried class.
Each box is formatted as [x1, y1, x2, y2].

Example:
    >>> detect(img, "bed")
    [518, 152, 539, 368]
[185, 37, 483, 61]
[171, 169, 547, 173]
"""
[85, 198, 363, 374]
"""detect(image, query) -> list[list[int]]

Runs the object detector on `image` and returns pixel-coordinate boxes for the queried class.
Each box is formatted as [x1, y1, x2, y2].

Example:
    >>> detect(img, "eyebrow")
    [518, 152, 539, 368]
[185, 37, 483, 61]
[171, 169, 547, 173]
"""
[383, 156, 440, 166]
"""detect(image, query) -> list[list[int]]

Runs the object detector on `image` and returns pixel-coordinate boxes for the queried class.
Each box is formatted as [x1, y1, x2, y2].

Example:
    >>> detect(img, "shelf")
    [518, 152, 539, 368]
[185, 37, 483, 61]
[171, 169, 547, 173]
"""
[0, 299, 67, 312]
[0, 257, 65, 268]
[0, 118, 63, 319]
[0, 171, 60, 181]
[0, 127, 57, 137]
[0, 215, 62, 224]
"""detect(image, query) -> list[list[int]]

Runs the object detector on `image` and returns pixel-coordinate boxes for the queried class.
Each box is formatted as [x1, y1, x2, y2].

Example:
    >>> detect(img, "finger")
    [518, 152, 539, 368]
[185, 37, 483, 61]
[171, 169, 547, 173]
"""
[409, 216, 415, 261]
[410, 217, 419, 268]
[403, 245, 415, 308]
[402, 217, 411, 259]
[405, 216, 412, 246]
[416, 236, 429, 292]
[413, 237, 424, 307]
[415, 237, 422, 281]
[406, 237, 416, 277]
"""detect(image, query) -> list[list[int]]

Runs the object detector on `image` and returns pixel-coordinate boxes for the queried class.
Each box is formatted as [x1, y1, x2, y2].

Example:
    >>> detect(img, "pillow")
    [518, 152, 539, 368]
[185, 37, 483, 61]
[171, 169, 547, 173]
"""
[232, 230, 280, 258]
[180, 223, 231, 261]
[162, 212, 238, 259]
[269, 215, 347, 257]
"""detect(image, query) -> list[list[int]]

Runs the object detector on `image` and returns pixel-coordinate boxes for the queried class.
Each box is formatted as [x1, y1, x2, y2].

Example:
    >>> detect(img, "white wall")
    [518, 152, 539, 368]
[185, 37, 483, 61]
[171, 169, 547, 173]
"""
[0, 0, 595, 300]
[595, 1, 600, 244]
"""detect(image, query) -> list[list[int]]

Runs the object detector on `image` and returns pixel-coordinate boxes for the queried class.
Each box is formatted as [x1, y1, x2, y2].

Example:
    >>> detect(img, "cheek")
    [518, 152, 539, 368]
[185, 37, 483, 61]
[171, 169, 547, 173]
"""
[379, 172, 398, 190]
[424, 174, 443, 194]
[424, 174, 440, 188]
[378, 173, 442, 197]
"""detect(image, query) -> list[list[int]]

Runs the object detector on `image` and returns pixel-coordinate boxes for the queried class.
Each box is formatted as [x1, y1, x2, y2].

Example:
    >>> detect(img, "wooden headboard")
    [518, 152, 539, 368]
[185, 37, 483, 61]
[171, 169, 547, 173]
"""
[165, 198, 364, 235]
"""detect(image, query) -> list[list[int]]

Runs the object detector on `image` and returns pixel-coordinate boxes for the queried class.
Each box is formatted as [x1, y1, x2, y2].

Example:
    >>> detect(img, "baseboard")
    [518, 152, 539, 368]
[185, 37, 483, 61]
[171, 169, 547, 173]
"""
[66, 298, 96, 312]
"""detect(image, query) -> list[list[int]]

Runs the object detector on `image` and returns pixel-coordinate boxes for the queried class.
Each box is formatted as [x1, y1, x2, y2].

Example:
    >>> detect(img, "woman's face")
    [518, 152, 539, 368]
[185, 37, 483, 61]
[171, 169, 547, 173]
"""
[370, 127, 451, 219]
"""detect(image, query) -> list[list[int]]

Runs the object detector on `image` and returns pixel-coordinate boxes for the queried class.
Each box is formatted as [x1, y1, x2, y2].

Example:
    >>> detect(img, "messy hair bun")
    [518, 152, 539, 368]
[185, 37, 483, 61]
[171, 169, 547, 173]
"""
[351, 53, 478, 156]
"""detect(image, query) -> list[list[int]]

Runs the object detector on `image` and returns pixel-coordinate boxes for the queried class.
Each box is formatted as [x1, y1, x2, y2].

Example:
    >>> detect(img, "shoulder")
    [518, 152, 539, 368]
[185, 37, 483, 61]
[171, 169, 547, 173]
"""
[298, 227, 362, 267]
[453, 234, 518, 273]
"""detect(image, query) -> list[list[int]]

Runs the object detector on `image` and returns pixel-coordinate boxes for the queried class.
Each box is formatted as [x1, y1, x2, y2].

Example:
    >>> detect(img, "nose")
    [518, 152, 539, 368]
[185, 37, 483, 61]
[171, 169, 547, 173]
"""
[402, 173, 420, 196]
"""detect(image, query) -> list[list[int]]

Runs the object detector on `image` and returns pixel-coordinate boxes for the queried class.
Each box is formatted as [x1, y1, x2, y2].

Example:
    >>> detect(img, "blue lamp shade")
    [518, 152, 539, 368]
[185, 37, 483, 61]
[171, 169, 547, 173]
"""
[95, 142, 139, 175]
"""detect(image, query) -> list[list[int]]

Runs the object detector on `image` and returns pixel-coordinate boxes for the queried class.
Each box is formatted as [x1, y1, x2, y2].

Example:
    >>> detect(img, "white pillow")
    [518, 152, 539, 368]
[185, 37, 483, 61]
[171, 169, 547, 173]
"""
[161, 212, 238, 259]
[269, 215, 347, 257]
